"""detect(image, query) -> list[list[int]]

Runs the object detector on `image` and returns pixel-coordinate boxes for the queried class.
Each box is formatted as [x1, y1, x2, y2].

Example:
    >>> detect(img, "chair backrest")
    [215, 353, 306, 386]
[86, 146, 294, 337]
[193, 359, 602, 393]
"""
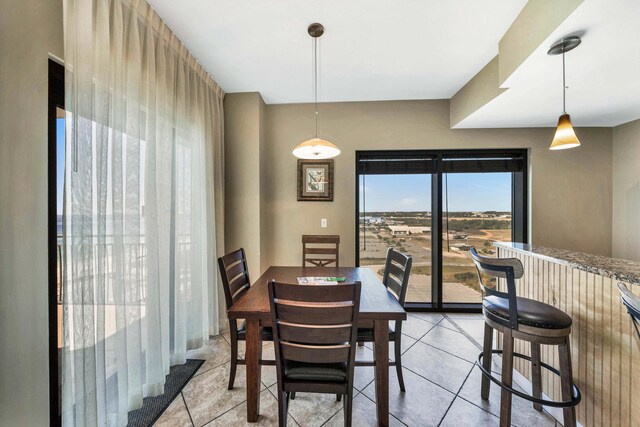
[618, 283, 640, 346]
[470, 247, 523, 330]
[268, 280, 361, 385]
[382, 247, 412, 308]
[217, 248, 251, 310]
[302, 235, 340, 267]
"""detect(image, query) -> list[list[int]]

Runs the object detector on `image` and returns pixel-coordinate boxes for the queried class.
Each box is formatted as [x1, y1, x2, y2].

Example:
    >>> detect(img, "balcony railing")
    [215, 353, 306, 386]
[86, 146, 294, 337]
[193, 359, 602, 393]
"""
[57, 236, 191, 305]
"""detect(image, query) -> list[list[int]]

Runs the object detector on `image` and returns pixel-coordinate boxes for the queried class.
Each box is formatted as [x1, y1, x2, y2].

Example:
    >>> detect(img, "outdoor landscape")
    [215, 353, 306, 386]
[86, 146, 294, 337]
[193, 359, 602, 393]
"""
[359, 210, 511, 303]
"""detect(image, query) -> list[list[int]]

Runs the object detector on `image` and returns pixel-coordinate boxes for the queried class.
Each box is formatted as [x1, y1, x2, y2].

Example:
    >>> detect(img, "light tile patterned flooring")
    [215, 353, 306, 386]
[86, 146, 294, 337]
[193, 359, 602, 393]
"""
[154, 313, 561, 427]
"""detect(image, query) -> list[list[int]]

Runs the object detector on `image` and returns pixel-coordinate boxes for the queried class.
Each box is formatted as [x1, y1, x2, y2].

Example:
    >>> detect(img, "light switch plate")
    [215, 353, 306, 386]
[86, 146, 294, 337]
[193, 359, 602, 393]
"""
[321, 218, 327, 228]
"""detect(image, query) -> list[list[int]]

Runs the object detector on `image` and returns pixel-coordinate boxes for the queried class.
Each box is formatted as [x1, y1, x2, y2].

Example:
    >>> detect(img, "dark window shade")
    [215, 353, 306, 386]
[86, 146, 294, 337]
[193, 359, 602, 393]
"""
[357, 152, 437, 174]
[357, 151, 525, 175]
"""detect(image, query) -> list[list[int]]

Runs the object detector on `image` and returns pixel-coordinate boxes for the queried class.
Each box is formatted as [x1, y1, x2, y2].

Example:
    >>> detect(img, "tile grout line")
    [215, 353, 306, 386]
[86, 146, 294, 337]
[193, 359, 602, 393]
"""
[398, 362, 464, 397]
[357, 390, 409, 427]
[436, 362, 479, 426]
[199, 396, 248, 426]
[317, 391, 363, 427]
[181, 391, 196, 427]
[442, 314, 483, 351]
[435, 314, 496, 425]
[418, 339, 477, 366]
[192, 358, 231, 378]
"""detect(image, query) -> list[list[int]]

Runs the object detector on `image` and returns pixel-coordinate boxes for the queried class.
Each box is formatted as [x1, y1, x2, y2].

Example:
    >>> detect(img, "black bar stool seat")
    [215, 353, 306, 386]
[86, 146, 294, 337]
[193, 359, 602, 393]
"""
[484, 295, 573, 330]
[471, 248, 581, 427]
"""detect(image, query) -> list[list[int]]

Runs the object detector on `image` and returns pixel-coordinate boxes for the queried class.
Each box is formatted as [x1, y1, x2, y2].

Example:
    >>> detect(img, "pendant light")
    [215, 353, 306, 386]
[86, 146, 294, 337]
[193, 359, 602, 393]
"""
[547, 36, 581, 150]
[292, 23, 341, 159]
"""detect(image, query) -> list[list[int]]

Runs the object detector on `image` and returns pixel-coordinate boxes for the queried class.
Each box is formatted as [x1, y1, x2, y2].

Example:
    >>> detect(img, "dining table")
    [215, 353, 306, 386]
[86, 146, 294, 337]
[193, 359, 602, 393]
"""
[227, 266, 407, 427]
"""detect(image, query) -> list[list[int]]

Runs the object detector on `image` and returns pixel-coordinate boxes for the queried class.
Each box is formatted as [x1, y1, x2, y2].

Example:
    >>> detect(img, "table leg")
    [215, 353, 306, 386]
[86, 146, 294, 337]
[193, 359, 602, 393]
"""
[245, 319, 262, 422]
[374, 319, 389, 427]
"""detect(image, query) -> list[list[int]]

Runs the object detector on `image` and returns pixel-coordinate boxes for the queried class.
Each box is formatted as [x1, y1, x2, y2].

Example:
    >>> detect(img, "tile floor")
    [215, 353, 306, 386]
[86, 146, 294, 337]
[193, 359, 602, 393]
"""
[154, 313, 561, 427]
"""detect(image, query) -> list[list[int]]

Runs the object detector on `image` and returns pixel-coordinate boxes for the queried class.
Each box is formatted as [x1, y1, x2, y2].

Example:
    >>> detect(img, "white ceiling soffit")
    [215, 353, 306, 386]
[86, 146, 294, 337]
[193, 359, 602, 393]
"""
[148, 0, 527, 104]
[456, 0, 640, 128]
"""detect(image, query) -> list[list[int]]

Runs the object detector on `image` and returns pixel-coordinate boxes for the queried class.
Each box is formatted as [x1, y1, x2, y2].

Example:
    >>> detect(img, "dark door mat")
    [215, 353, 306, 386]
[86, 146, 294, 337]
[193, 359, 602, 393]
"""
[127, 359, 204, 427]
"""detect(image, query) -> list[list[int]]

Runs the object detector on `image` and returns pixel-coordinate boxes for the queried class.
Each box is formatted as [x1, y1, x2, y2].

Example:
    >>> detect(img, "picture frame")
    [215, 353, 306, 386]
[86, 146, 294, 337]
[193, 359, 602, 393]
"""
[297, 159, 334, 201]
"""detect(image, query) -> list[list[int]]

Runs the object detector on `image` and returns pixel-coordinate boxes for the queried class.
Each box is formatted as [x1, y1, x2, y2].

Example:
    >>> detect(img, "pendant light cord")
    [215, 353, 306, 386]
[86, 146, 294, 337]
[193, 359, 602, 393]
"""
[562, 47, 566, 114]
[314, 36, 319, 138]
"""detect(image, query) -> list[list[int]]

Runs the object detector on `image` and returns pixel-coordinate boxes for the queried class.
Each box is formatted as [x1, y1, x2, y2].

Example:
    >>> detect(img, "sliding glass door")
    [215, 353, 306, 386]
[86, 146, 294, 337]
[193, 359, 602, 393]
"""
[356, 150, 527, 311]
[441, 172, 513, 304]
[359, 174, 433, 303]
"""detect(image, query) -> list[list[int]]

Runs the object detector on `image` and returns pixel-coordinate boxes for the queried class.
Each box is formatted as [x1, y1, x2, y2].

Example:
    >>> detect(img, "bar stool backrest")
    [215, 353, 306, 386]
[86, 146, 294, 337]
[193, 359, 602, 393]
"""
[470, 247, 524, 330]
[618, 283, 640, 347]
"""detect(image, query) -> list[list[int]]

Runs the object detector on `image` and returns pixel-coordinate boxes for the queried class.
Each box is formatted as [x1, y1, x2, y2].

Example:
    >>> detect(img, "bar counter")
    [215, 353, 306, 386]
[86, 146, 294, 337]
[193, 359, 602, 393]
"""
[494, 242, 640, 427]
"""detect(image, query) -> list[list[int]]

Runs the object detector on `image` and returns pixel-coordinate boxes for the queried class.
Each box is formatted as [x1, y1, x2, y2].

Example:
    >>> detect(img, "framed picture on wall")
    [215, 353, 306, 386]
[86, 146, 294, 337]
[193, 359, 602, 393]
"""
[297, 159, 334, 201]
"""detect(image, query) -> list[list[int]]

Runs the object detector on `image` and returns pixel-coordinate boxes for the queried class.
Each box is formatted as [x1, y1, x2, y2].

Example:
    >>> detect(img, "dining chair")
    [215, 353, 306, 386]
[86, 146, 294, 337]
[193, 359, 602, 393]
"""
[618, 282, 640, 348]
[302, 234, 340, 267]
[268, 280, 361, 427]
[218, 248, 273, 390]
[356, 247, 412, 391]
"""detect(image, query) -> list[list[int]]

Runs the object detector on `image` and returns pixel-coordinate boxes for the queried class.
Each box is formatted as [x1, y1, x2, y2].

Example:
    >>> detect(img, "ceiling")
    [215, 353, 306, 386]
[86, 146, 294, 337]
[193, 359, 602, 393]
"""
[457, 0, 640, 128]
[148, 0, 527, 104]
[149, 0, 640, 127]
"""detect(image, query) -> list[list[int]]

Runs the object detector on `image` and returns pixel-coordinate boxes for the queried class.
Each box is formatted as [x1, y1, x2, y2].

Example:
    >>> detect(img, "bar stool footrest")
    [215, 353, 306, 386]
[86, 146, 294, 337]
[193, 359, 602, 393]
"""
[477, 350, 581, 408]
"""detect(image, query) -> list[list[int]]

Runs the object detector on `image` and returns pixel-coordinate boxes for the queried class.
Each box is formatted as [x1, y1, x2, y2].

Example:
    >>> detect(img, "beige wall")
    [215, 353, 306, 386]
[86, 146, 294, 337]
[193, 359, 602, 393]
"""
[0, 0, 63, 425]
[224, 92, 266, 281]
[255, 99, 612, 268]
[612, 118, 640, 261]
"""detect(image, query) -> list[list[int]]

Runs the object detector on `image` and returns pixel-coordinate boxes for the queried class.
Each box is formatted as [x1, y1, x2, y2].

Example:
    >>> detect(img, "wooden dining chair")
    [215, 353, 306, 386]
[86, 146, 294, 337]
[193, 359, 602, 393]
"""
[302, 234, 340, 267]
[356, 247, 412, 391]
[268, 280, 361, 427]
[218, 248, 273, 390]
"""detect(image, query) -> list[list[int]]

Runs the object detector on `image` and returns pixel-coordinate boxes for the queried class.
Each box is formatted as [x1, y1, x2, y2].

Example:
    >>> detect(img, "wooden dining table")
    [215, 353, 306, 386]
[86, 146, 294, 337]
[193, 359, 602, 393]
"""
[227, 266, 406, 426]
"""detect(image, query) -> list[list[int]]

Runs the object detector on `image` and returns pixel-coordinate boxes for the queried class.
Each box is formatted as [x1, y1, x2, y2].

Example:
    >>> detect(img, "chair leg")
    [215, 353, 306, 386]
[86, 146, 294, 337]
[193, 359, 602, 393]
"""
[394, 338, 406, 392]
[336, 394, 342, 401]
[358, 341, 364, 347]
[278, 391, 289, 427]
[343, 390, 353, 427]
[290, 392, 296, 400]
[481, 321, 493, 400]
[499, 329, 514, 427]
[228, 330, 238, 390]
[559, 336, 577, 427]
[531, 342, 543, 411]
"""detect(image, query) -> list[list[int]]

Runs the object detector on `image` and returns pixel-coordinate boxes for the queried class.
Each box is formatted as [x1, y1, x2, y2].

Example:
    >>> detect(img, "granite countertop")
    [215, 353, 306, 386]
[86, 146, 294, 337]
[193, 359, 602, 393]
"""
[494, 242, 640, 286]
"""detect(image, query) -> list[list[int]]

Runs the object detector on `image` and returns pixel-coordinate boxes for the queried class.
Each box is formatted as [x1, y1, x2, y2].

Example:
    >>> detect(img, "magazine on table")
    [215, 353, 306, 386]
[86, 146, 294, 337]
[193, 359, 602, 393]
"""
[297, 277, 346, 285]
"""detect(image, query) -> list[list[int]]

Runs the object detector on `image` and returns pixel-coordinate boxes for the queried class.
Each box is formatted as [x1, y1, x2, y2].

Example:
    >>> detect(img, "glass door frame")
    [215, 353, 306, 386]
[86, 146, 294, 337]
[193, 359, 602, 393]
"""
[355, 148, 528, 313]
[48, 58, 64, 426]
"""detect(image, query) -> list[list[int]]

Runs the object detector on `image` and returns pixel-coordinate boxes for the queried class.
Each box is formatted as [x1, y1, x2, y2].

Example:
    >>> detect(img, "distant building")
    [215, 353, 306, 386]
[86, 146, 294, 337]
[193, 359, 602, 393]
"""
[451, 243, 473, 251]
[388, 225, 431, 235]
[363, 216, 384, 224]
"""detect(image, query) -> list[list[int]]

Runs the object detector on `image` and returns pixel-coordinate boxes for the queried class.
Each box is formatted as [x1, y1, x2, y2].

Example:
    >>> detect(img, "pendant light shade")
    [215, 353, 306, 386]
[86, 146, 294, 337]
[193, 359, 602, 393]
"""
[292, 138, 341, 159]
[550, 114, 581, 150]
[548, 36, 581, 151]
[293, 23, 340, 159]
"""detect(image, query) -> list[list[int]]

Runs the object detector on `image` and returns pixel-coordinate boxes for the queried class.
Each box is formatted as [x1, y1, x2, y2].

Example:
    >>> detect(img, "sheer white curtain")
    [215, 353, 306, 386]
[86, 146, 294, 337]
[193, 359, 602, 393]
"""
[62, 0, 224, 425]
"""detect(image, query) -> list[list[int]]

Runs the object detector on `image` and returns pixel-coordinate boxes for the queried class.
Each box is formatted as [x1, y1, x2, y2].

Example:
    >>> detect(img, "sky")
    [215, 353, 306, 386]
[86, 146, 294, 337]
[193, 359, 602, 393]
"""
[57, 118, 65, 215]
[360, 173, 511, 212]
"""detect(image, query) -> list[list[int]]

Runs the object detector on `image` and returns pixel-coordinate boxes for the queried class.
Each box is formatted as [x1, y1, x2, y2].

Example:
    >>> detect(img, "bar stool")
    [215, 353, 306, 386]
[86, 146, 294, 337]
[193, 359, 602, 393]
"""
[618, 283, 640, 348]
[470, 248, 581, 427]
